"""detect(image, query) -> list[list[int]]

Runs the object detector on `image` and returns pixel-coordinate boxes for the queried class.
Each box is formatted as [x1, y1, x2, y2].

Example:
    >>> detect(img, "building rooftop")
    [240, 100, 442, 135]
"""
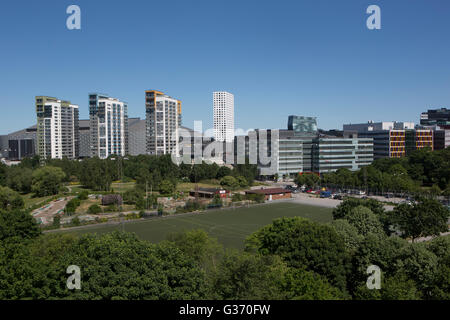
[245, 188, 291, 195]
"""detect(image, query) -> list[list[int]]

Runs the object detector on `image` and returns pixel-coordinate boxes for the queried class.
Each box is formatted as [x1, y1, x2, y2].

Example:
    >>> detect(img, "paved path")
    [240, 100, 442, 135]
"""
[290, 193, 395, 211]
[411, 231, 450, 243]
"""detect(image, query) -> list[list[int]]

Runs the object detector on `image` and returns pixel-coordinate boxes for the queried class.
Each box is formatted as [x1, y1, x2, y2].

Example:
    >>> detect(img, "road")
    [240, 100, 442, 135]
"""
[290, 193, 395, 211]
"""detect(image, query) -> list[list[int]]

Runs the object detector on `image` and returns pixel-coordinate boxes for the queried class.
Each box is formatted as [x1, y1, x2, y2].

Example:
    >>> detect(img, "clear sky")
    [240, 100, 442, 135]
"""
[1, 0, 450, 134]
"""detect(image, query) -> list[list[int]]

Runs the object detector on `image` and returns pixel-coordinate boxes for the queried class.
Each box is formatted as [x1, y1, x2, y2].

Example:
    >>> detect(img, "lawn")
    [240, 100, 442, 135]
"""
[62, 202, 333, 249]
[23, 194, 56, 209]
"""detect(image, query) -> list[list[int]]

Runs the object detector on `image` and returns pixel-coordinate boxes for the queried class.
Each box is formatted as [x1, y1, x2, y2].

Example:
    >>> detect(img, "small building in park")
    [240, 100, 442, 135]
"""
[189, 188, 231, 199]
[245, 188, 292, 201]
[101, 194, 123, 206]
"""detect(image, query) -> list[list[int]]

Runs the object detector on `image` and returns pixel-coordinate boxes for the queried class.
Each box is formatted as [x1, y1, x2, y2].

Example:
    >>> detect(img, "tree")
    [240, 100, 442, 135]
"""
[52, 215, 61, 228]
[0, 186, 24, 211]
[212, 250, 286, 300]
[166, 229, 223, 285]
[87, 204, 102, 214]
[390, 197, 450, 242]
[281, 268, 344, 300]
[394, 243, 438, 293]
[32, 166, 66, 197]
[353, 272, 422, 300]
[349, 234, 408, 294]
[159, 179, 176, 196]
[6, 167, 32, 193]
[333, 198, 385, 220]
[330, 219, 363, 251]
[220, 176, 239, 190]
[0, 232, 209, 300]
[246, 217, 351, 291]
[79, 158, 113, 191]
[64, 198, 81, 215]
[216, 166, 232, 179]
[344, 206, 384, 237]
[236, 176, 248, 188]
[295, 173, 320, 189]
[0, 209, 41, 243]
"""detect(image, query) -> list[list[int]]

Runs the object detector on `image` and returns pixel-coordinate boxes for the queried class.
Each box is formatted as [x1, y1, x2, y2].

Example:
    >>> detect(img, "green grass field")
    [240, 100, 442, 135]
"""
[63, 202, 333, 248]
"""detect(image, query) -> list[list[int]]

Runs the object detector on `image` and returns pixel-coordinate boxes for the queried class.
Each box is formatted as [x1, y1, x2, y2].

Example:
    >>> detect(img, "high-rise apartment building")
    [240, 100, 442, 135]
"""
[145, 90, 182, 155]
[89, 93, 128, 159]
[213, 91, 234, 143]
[35, 96, 79, 159]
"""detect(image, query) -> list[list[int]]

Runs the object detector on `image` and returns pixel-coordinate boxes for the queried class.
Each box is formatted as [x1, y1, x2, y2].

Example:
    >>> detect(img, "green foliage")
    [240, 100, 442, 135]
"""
[353, 272, 422, 300]
[394, 243, 438, 292]
[244, 193, 265, 203]
[281, 268, 345, 300]
[71, 216, 80, 226]
[0, 232, 209, 300]
[87, 204, 102, 214]
[212, 250, 286, 300]
[246, 217, 351, 291]
[31, 166, 66, 197]
[344, 206, 384, 237]
[77, 190, 89, 200]
[330, 219, 363, 251]
[235, 176, 248, 188]
[158, 179, 176, 196]
[0, 186, 24, 211]
[166, 229, 223, 285]
[79, 157, 113, 191]
[123, 188, 145, 204]
[333, 198, 385, 220]
[231, 193, 243, 202]
[295, 173, 320, 189]
[216, 166, 232, 179]
[232, 162, 258, 185]
[0, 209, 41, 243]
[5, 167, 32, 194]
[64, 198, 81, 215]
[52, 216, 61, 228]
[390, 197, 450, 241]
[220, 176, 239, 190]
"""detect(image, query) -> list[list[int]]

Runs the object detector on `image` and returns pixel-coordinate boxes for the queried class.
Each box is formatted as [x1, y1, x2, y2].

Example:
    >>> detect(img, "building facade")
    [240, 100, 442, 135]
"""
[313, 136, 373, 173]
[35, 96, 79, 159]
[240, 127, 373, 178]
[343, 121, 433, 159]
[213, 91, 234, 143]
[420, 108, 450, 150]
[287, 115, 318, 136]
[89, 93, 128, 159]
[0, 126, 37, 160]
[146, 90, 181, 156]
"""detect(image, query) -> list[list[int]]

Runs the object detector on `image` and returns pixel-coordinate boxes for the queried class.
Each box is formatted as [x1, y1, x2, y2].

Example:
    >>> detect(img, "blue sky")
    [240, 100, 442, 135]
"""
[1, 0, 450, 134]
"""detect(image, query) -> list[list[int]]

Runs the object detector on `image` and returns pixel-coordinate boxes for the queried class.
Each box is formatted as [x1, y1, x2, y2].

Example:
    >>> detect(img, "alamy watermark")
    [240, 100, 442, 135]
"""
[366, 265, 381, 290]
[170, 121, 278, 175]
[66, 5, 81, 30]
[66, 265, 81, 290]
[366, 5, 381, 30]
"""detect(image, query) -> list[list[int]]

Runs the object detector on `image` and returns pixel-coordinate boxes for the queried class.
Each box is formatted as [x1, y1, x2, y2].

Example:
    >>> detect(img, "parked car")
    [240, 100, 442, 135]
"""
[320, 191, 332, 198]
[333, 194, 343, 200]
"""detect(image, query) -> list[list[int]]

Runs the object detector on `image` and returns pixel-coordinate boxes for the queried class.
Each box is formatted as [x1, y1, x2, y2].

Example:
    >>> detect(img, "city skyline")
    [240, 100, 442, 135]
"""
[1, 0, 450, 134]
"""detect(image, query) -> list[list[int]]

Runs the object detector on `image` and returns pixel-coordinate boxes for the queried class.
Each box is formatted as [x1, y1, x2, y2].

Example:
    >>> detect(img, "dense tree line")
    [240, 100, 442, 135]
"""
[0, 194, 448, 300]
[0, 155, 258, 198]
[296, 148, 450, 197]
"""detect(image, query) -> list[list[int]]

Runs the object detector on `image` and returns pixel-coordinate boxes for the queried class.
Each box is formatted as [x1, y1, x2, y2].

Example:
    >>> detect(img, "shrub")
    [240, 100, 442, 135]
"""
[64, 198, 81, 215]
[78, 190, 89, 200]
[87, 204, 102, 214]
